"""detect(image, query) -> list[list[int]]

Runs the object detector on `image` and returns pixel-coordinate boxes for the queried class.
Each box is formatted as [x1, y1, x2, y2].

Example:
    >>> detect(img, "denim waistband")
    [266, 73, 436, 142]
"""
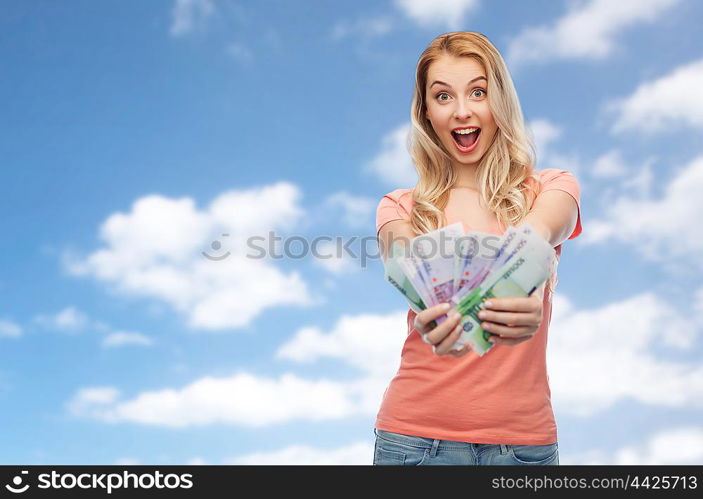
[374, 428, 489, 450]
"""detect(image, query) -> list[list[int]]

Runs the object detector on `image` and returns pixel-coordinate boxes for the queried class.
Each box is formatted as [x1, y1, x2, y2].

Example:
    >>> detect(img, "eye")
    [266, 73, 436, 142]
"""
[436, 92, 450, 102]
[471, 88, 487, 98]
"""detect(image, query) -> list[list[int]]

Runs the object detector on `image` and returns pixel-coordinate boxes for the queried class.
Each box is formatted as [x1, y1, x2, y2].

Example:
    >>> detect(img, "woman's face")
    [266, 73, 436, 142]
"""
[424, 55, 498, 169]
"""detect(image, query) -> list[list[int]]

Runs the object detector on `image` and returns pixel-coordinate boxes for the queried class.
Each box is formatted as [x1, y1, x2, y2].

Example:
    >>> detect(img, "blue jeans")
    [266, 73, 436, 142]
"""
[373, 429, 559, 466]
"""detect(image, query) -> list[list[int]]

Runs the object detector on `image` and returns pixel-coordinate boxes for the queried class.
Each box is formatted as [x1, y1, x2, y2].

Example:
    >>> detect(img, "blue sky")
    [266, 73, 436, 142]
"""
[1, 0, 703, 464]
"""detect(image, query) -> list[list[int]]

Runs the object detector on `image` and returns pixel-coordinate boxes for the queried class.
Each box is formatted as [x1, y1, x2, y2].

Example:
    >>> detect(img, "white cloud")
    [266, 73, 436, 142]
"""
[526, 118, 580, 175]
[68, 311, 407, 428]
[528, 118, 562, 160]
[228, 441, 373, 465]
[31, 307, 154, 349]
[548, 292, 703, 417]
[102, 331, 154, 348]
[67, 373, 356, 428]
[591, 152, 656, 205]
[607, 58, 703, 134]
[275, 310, 408, 416]
[64, 183, 314, 330]
[565, 427, 703, 464]
[51, 307, 88, 331]
[393, 0, 480, 31]
[613, 427, 703, 464]
[170, 0, 215, 37]
[592, 149, 628, 178]
[277, 312, 406, 378]
[0, 319, 22, 338]
[67, 387, 120, 418]
[507, 0, 681, 67]
[323, 192, 376, 229]
[34, 307, 89, 333]
[621, 161, 655, 198]
[580, 155, 703, 262]
[365, 123, 417, 187]
[311, 239, 359, 275]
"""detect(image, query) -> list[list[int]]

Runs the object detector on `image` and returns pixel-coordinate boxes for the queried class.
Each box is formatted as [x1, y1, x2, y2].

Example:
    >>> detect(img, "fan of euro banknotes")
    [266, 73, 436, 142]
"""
[383, 221, 556, 356]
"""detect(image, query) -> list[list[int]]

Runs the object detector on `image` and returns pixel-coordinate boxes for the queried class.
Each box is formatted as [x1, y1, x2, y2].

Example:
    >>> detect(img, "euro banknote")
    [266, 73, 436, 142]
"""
[384, 241, 427, 313]
[382, 221, 556, 356]
[450, 239, 554, 355]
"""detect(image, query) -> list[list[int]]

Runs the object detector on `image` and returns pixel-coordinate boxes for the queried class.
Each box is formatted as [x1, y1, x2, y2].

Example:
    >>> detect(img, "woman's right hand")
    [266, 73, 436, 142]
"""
[413, 303, 472, 357]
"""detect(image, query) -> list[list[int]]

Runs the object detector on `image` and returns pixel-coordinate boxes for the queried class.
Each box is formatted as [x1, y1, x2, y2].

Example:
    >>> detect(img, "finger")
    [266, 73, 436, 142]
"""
[425, 312, 462, 345]
[448, 344, 472, 357]
[488, 335, 532, 346]
[477, 309, 536, 327]
[433, 324, 463, 355]
[419, 313, 458, 344]
[414, 303, 452, 333]
[482, 295, 541, 313]
[420, 330, 433, 345]
[481, 321, 535, 338]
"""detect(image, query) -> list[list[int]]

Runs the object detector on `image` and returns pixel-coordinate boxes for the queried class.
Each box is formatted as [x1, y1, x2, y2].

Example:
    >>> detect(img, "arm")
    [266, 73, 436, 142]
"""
[479, 189, 579, 344]
[377, 219, 416, 263]
[523, 190, 579, 248]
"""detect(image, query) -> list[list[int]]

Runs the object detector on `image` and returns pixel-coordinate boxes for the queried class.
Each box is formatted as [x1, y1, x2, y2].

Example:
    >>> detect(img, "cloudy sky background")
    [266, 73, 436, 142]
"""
[1, 0, 703, 464]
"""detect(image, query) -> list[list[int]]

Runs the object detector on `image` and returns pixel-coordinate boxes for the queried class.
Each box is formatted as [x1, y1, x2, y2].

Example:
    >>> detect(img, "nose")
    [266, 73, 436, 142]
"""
[453, 99, 473, 120]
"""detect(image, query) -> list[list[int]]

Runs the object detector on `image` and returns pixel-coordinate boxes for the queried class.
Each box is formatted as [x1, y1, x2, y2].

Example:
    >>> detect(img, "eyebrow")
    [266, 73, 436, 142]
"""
[430, 76, 487, 88]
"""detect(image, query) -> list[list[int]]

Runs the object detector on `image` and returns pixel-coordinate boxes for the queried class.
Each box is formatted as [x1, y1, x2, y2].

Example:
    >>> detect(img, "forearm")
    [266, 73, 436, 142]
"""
[523, 213, 571, 247]
[522, 214, 553, 246]
[523, 190, 579, 248]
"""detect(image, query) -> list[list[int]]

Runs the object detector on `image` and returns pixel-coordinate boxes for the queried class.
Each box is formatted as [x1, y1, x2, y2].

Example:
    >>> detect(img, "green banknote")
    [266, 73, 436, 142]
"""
[450, 243, 554, 356]
[383, 241, 427, 313]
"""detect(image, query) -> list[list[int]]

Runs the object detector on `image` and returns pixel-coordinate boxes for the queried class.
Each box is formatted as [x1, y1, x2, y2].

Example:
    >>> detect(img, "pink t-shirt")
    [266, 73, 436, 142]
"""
[375, 168, 582, 445]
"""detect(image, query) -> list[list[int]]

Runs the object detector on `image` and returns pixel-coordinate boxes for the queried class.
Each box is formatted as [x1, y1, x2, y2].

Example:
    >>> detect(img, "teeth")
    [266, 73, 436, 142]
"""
[453, 128, 479, 134]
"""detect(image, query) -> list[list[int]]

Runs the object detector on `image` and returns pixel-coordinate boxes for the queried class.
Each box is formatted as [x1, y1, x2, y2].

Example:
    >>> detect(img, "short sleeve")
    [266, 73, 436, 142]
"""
[376, 189, 413, 237]
[539, 169, 582, 240]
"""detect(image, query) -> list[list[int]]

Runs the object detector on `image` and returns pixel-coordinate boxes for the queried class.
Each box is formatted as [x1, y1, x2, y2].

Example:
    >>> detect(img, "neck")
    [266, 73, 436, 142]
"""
[451, 163, 480, 189]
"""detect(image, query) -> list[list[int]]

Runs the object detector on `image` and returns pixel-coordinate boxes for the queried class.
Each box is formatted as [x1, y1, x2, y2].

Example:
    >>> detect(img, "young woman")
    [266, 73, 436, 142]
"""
[374, 31, 582, 466]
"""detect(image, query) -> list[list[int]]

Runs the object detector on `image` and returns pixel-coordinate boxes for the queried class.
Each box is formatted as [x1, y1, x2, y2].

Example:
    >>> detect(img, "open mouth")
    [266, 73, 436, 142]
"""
[451, 128, 481, 151]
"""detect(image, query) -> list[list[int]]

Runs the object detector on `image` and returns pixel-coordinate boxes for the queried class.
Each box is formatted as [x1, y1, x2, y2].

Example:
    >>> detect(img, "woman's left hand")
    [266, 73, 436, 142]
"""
[476, 294, 543, 346]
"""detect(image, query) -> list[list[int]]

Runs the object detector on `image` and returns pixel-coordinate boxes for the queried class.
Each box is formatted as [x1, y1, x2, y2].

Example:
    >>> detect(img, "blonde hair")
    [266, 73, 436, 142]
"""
[408, 31, 540, 236]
